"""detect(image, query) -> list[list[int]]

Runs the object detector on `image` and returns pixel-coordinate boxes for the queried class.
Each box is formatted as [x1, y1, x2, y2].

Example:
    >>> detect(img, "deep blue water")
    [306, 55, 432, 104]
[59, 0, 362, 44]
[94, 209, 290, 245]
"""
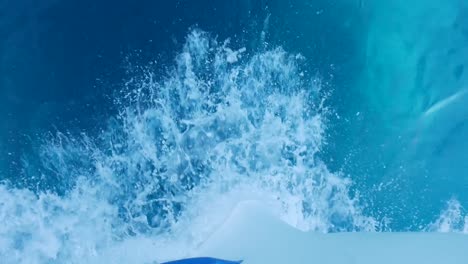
[1, 0, 468, 262]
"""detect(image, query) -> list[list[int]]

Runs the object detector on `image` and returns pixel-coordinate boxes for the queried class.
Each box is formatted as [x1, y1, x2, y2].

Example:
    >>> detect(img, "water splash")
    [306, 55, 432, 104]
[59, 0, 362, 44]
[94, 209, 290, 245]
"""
[0, 30, 375, 263]
[427, 199, 468, 233]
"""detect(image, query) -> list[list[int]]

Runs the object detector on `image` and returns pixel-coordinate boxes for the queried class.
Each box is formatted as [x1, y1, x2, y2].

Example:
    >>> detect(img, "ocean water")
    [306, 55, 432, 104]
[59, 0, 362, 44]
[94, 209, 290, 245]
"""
[0, 0, 467, 263]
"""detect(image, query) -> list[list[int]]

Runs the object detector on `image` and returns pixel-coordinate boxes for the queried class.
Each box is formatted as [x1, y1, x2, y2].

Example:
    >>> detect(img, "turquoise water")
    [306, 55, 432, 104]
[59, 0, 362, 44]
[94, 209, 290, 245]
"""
[0, 0, 467, 262]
